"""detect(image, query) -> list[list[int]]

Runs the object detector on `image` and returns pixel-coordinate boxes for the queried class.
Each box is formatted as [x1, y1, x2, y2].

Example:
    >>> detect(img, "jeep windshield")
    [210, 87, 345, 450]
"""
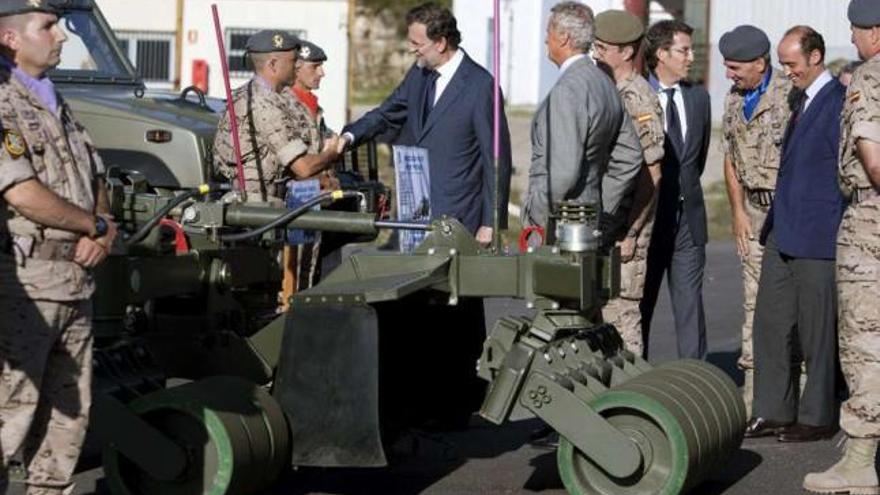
[49, 2, 141, 86]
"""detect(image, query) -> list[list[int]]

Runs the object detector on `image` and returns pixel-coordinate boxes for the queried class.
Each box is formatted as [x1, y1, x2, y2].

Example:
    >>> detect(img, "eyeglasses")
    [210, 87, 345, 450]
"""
[667, 47, 694, 57]
[408, 38, 436, 53]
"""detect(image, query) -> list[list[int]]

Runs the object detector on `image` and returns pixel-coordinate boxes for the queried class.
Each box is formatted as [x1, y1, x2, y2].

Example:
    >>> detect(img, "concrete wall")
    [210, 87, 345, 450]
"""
[96, 0, 350, 130]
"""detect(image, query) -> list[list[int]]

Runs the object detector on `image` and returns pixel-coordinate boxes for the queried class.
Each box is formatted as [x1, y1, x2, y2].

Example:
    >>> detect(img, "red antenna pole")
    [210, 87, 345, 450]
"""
[212, 4, 247, 197]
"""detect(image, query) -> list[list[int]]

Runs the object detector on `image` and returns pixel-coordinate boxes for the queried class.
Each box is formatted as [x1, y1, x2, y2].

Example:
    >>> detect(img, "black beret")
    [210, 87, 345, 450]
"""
[297, 40, 327, 62]
[595, 10, 644, 45]
[245, 30, 301, 53]
[0, 0, 59, 17]
[849, 0, 880, 28]
[719, 25, 771, 62]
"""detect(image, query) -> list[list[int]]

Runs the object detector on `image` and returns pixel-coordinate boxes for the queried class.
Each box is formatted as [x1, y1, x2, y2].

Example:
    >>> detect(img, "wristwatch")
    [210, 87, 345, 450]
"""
[92, 216, 109, 238]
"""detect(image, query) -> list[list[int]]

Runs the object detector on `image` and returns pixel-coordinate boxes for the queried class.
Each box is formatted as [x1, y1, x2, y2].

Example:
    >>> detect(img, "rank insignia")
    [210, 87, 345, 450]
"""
[300, 46, 311, 59]
[27, 0, 41, 8]
[637, 113, 653, 123]
[273, 34, 284, 49]
[849, 91, 862, 103]
[3, 131, 25, 158]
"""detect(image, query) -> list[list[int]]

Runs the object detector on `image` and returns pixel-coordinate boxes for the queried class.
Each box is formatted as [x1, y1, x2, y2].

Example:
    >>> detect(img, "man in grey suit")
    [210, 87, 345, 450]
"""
[522, 1, 642, 233]
[639, 20, 712, 359]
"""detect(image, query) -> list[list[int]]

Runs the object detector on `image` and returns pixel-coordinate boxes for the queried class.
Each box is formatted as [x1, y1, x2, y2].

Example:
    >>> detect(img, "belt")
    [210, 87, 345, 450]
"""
[746, 188, 775, 208]
[852, 187, 880, 205]
[1, 235, 77, 261]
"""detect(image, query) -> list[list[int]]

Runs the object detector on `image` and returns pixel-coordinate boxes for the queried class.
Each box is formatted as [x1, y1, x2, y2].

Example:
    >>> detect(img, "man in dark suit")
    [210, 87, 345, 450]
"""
[341, 2, 512, 246]
[640, 20, 712, 359]
[745, 26, 846, 442]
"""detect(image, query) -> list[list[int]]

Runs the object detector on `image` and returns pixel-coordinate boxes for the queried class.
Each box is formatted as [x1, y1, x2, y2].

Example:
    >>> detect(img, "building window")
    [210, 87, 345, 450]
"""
[226, 27, 306, 78]
[115, 30, 176, 87]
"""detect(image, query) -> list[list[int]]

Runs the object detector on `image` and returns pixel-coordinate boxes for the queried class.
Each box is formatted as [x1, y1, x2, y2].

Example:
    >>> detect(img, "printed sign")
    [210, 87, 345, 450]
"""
[393, 146, 431, 253]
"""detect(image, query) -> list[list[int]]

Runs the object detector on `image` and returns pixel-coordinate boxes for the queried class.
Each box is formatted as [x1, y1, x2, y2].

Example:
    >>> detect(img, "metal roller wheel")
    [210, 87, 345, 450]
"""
[103, 376, 290, 495]
[557, 361, 744, 495]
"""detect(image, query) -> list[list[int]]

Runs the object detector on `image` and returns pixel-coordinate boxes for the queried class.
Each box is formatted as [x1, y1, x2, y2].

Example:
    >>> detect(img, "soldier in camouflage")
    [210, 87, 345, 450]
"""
[279, 40, 342, 304]
[0, 2, 118, 494]
[593, 10, 665, 356]
[804, 1, 880, 492]
[718, 25, 791, 416]
[213, 30, 342, 203]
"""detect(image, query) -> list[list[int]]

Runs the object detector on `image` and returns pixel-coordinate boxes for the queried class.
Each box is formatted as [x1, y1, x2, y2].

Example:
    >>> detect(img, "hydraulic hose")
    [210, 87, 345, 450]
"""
[221, 190, 359, 242]
[125, 184, 219, 246]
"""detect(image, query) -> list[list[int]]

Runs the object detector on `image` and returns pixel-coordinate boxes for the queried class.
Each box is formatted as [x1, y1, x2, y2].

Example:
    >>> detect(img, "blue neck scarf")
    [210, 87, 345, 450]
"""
[742, 68, 772, 121]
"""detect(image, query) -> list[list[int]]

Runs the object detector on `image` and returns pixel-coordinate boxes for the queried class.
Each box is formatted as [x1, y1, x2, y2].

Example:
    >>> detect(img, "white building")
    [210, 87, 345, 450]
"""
[454, 0, 858, 123]
[97, 0, 351, 130]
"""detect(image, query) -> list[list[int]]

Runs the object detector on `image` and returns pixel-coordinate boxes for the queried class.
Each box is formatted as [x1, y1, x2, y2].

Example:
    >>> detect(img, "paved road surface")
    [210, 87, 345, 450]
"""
[8, 241, 853, 495]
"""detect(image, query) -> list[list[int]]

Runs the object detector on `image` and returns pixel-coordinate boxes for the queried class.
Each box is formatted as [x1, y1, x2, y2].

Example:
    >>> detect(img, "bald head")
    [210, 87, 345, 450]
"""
[778, 25, 826, 90]
[248, 50, 296, 92]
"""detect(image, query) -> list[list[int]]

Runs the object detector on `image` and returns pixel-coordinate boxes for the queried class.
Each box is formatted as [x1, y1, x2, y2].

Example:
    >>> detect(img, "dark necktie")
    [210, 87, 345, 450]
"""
[783, 90, 807, 151]
[422, 70, 439, 124]
[664, 87, 684, 152]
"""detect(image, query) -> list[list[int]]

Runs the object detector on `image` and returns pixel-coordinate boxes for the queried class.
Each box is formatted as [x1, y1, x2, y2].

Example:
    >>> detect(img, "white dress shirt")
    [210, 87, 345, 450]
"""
[432, 49, 465, 106]
[558, 53, 586, 75]
[656, 80, 688, 142]
[802, 69, 833, 113]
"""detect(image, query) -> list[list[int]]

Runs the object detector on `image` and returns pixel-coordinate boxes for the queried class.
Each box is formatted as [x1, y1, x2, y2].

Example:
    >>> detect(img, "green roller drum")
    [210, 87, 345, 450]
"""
[103, 376, 290, 495]
[557, 360, 746, 495]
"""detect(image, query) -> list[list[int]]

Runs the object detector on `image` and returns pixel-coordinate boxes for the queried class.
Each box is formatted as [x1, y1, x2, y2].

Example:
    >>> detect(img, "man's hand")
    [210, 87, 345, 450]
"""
[74, 215, 117, 268]
[732, 209, 753, 258]
[617, 236, 637, 263]
[337, 134, 352, 155]
[476, 226, 493, 247]
[319, 171, 340, 191]
[322, 136, 342, 161]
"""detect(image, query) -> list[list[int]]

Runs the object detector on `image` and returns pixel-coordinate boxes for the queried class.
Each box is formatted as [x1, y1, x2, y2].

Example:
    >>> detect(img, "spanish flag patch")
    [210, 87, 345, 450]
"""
[849, 91, 861, 103]
[3, 130, 25, 159]
[637, 113, 653, 123]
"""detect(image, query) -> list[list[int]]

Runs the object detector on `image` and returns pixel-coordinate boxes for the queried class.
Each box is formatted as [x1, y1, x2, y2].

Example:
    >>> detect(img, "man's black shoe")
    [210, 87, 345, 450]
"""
[744, 417, 793, 438]
[777, 423, 838, 442]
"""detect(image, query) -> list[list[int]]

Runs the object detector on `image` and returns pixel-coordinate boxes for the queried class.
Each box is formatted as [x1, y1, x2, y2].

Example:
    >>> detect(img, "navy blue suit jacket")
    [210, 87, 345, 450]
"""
[761, 79, 846, 259]
[343, 53, 512, 233]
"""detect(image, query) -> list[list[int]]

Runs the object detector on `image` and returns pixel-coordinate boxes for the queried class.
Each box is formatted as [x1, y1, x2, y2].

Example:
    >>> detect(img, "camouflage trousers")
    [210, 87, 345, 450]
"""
[836, 199, 880, 438]
[738, 200, 770, 372]
[0, 298, 93, 495]
[604, 216, 654, 356]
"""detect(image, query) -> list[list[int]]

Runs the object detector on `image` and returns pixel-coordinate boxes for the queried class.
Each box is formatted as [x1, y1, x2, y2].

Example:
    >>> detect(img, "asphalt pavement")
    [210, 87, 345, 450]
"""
[8, 240, 851, 495]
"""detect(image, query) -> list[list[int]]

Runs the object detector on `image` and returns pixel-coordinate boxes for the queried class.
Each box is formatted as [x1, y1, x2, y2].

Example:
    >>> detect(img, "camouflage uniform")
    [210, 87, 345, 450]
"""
[280, 91, 335, 302]
[836, 54, 880, 438]
[720, 68, 791, 376]
[213, 77, 310, 202]
[0, 74, 103, 495]
[602, 72, 665, 355]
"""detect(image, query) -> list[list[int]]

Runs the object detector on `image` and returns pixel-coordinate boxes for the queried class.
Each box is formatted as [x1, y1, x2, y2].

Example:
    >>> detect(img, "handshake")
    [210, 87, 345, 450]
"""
[322, 133, 353, 159]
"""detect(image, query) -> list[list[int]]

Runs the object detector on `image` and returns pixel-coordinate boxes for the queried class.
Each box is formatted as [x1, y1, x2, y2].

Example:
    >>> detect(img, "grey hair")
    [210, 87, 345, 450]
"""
[549, 1, 595, 52]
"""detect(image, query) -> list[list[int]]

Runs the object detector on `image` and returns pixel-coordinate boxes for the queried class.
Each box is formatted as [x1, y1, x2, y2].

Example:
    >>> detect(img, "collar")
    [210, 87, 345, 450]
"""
[291, 85, 319, 118]
[435, 49, 464, 80]
[804, 69, 832, 103]
[253, 75, 274, 92]
[559, 53, 587, 74]
[1, 55, 58, 114]
[648, 73, 681, 93]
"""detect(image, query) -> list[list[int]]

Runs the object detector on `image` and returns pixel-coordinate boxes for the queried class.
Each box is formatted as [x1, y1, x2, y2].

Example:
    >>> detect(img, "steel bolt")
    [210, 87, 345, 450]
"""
[428, 248, 436, 255]
[449, 248, 457, 256]
[543, 395, 552, 404]
[537, 385, 547, 395]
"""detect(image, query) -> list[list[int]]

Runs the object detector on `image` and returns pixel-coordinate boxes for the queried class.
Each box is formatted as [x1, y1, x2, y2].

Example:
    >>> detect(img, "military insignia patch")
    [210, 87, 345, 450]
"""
[273, 34, 284, 49]
[637, 114, 653, 123]
[27, 0, 42, 8]
[849, 91, 862, 103]
[3, 131, 25, 158]
[300, 46, 311, 59]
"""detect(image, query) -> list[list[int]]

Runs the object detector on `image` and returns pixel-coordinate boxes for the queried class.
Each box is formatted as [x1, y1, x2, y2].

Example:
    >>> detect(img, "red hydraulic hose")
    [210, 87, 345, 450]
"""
[211, 4, 247, 196]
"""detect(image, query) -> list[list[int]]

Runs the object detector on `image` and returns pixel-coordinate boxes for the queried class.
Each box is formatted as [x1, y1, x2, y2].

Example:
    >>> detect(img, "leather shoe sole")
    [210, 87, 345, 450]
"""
[744, 417, 793, 438]
[778, 423, 838, 442]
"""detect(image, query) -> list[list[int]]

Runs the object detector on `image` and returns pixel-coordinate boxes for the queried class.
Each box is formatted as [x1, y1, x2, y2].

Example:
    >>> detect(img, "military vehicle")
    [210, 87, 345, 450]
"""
[37, 2, 746, 495]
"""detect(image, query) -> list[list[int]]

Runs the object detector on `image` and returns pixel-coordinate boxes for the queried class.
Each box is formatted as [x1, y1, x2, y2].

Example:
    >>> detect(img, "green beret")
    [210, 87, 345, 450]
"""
[719, 25, 770, 62]
[297, 40, 327, 63]
[595, 10, 645, 45]
[0, 0, 59, 17]
[245, 30, 301, 54]
[848, 0, 880, 28]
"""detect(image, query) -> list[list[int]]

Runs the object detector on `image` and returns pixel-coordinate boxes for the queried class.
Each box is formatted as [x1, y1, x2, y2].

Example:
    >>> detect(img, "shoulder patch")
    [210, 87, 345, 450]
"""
[849, 91, 862, 103]
[3, 130, 25, 158]
[637, 113, 653, 123]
